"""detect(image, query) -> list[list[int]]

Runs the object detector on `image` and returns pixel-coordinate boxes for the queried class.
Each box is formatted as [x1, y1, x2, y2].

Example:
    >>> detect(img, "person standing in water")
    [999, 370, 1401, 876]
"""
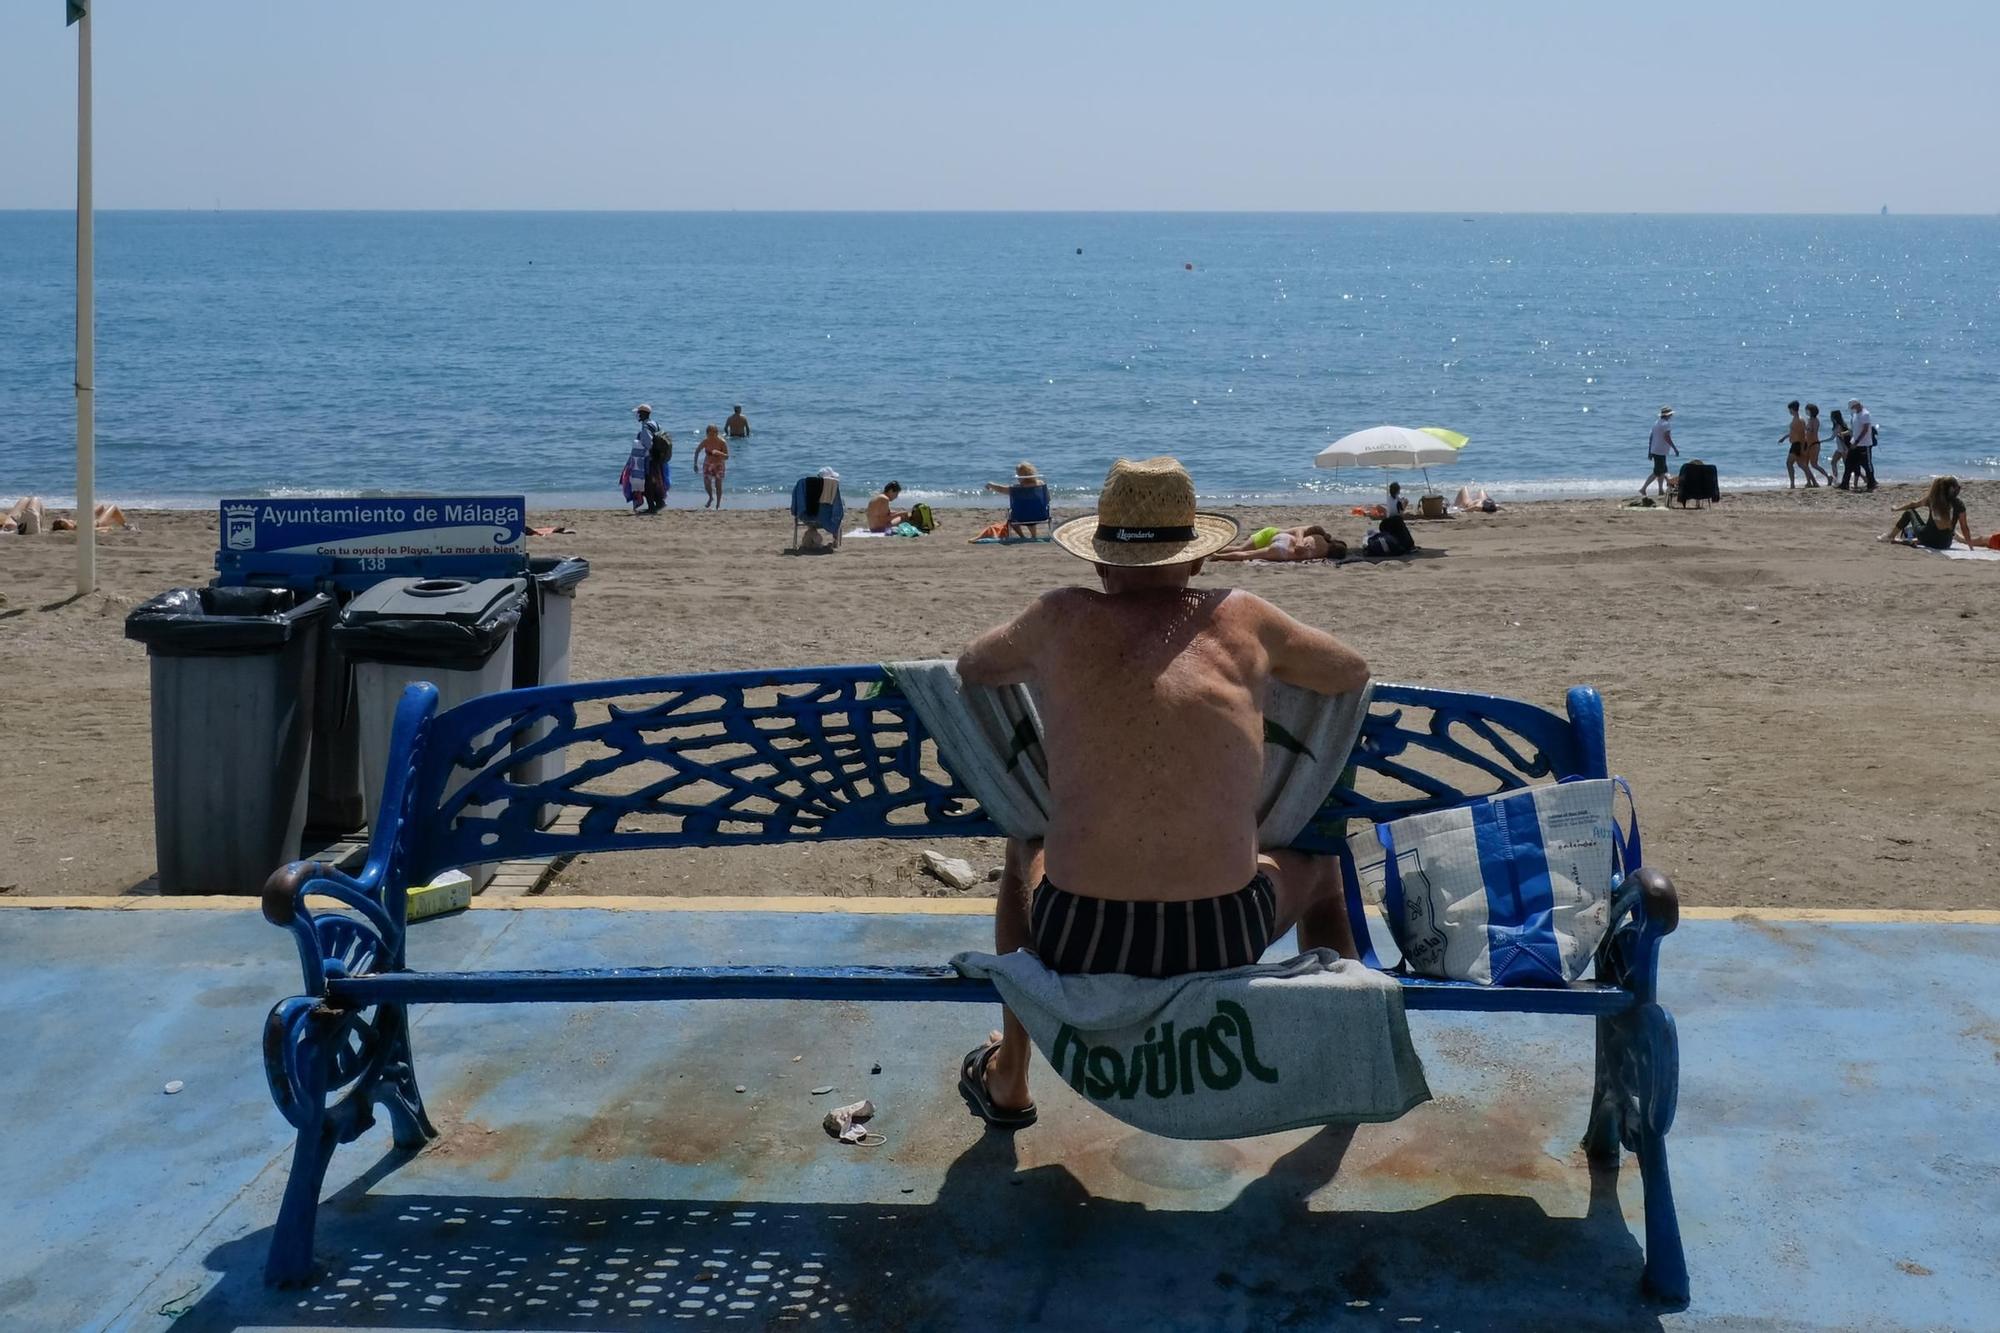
[725, 405, 752, 440]
[692, 424, 731, 509]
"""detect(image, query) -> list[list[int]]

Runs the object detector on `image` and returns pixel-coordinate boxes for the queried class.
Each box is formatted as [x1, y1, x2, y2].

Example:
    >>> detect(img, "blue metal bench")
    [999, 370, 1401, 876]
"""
[259, 667, 1687, 1300]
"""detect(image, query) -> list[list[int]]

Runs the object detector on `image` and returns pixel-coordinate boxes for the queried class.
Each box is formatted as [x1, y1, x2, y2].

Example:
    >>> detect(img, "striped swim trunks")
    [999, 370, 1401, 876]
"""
[1029, 874, 1278, 978]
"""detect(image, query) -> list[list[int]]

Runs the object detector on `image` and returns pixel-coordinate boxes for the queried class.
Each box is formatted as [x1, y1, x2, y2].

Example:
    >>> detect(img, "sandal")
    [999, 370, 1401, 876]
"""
[958, 1041, 1037, 1130]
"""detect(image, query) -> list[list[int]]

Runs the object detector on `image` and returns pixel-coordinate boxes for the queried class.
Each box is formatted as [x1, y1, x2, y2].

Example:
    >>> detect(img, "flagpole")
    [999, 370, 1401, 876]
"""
[75, 0, 96, 595]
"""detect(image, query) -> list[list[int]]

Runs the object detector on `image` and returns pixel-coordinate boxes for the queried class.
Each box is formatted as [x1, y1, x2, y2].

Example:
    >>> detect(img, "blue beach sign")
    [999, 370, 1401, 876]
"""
[214, 496, 527, 590]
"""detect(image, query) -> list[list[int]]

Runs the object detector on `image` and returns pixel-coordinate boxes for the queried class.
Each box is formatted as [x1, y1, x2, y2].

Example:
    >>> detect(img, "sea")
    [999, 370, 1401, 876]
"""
[2, 211, 1996, 510]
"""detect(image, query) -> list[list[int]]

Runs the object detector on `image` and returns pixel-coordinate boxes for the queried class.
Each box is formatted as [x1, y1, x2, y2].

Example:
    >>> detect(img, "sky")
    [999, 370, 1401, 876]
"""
[3, 1, 1996, 213]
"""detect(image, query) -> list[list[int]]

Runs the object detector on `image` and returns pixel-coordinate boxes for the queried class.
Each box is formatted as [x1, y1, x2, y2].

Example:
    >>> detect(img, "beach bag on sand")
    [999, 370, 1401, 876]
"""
[908, 502, 938, 533]
[1345, 778, 1640, 986]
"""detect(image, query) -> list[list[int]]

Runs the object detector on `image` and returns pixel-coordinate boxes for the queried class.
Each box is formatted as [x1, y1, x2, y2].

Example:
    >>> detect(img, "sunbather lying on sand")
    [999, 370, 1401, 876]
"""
[952, 457, 1369, 1129]
[1211, 524, 1345, 562]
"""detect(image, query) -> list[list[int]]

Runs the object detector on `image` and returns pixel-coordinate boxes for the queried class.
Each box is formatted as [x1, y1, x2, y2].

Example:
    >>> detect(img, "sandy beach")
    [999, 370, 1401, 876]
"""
[3, 483, 1996, 910]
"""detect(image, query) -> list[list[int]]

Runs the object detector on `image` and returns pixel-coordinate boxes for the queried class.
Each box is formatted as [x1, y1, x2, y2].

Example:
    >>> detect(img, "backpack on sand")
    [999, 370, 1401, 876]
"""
[908, 502, 938, 534]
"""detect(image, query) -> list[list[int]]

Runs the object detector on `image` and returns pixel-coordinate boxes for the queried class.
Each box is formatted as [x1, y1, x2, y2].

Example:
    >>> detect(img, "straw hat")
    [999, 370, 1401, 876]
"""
[1053, 457, 1239, 567]
[1659, 406, 1674, 418]
[1014, 461, 1042, 481]
[633, 403, 652, 416]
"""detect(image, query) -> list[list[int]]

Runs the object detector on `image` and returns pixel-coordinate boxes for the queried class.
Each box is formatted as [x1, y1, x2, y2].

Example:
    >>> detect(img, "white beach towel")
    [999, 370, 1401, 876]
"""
[886, 660, 1370, 846]
[954, 948, 1431, 1138]
[1913, 544, 2000, 562]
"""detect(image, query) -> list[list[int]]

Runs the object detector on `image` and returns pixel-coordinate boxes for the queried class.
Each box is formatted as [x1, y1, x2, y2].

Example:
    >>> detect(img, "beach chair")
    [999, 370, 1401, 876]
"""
[790, 475, 844, 550]
[1006, 483, 1052, 538]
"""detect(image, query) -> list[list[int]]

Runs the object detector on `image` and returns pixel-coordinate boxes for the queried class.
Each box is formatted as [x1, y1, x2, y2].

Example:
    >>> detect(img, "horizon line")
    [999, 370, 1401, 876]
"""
[2, 206, 1994, 219]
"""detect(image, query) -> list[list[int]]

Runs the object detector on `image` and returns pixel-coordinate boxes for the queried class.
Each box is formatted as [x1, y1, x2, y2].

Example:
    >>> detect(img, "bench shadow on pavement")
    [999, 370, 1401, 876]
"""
[171, 1128, 1667, 1332]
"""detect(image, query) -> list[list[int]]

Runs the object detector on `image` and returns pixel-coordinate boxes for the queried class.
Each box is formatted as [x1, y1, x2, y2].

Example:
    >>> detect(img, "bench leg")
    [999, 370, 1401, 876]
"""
[1581, 1003, 1689, 1303]
[1581, 1013, 1621, 1165]
[262, 1000, 436, 1285]
[1630, 1004, 1689, 1304]
[264, 1005, 338, 1286]
[266, 1112, 339, 1285]
[373, 1003, 439, 1151]
[1635, 1116, 1690, 1303]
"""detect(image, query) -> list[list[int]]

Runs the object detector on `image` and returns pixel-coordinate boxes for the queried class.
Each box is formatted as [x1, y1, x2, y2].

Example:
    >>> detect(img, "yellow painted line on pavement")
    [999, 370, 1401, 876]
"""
[1678, 905, 2000, 925]
[2, 895, 1997, 924]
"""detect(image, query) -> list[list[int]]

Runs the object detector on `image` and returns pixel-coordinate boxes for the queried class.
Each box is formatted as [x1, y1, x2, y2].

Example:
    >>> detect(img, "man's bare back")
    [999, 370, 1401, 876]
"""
[954, 455, 1368, 1127]
[958, 572, 1368, 901]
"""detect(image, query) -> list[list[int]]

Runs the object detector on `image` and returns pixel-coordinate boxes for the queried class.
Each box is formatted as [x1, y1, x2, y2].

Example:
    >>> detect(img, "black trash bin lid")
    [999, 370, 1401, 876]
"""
[333, 576, 528, 668]
[125, 586, 333, 655]
[527, 555, 591, 595]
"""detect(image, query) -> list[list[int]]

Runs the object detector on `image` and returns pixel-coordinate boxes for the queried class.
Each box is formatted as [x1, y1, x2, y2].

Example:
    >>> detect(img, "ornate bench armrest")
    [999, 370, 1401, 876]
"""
[1597, 865, 1679, 1002]
[262, 859, 404, 997]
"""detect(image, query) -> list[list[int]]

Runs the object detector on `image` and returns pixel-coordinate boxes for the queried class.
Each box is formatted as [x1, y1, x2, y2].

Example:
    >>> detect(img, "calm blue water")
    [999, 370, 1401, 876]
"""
[3, 212, 1996, 508]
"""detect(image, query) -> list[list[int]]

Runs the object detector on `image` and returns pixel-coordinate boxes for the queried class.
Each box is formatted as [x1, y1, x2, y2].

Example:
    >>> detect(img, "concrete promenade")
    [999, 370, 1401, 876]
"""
[1, 900, 1994, 1332]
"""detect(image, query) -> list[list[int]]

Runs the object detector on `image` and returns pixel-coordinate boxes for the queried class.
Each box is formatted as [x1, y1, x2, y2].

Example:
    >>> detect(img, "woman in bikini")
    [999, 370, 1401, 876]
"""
[692, 425, 731, 509]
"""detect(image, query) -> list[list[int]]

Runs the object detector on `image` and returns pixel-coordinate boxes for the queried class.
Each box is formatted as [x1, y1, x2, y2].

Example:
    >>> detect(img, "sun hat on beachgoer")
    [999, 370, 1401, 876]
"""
[1848, 398, 1862, 408]
[1014, 461, 1041, 481]
[1053, 457, 1239, 568]
[1659, 406, 1674, 418]
[634, 404, 652, 415]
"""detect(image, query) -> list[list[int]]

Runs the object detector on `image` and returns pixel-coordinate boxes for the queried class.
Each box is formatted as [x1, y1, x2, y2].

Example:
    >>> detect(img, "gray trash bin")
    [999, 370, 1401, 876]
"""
[512, 556, 590, 826]
[334, 576, 527, 890]
[125, 586, 333, 894]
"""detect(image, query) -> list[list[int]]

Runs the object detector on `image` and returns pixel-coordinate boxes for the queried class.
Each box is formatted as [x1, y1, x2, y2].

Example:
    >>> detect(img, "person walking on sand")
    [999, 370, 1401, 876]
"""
[621, 405, 663, 514]
[951, 456, 1369, 1128]
[1804, 404, 1829, 485]
[725, 405, 751, 440]
[1829, 408, 1854, 486]
[1783, 401, 1822, 488]
[643, 419, 673, 514]
[1844, 399, 1878, 492]
[692, 425, 731, 509]
[1640, 407, 1678, 498]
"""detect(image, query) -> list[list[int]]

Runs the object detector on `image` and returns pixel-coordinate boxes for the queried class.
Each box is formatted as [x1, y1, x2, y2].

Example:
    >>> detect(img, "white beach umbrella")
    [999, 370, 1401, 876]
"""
[1313, 425, 1469, 490]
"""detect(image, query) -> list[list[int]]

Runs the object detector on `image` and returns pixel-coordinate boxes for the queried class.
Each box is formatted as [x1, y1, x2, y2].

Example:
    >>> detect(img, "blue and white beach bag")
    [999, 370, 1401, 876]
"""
[1345, 778, 1642, 986]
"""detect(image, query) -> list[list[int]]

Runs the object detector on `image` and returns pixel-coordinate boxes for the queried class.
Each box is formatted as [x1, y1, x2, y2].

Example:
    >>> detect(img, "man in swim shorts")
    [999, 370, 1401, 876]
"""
[953, 456, 1370, 1127]
[692, 425, 731, 509]
[725, 404, 751, 439]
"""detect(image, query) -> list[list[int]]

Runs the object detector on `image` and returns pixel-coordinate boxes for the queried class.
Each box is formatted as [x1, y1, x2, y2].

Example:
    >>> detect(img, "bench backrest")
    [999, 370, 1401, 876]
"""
[384, 667, 1605, 887]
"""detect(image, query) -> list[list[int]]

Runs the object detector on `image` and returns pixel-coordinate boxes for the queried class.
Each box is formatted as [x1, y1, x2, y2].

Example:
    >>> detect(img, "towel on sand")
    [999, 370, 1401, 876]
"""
[1911, 544, 2000, 562]
[886, 660, 1371, 846]
[954, 948, 1431, 1138]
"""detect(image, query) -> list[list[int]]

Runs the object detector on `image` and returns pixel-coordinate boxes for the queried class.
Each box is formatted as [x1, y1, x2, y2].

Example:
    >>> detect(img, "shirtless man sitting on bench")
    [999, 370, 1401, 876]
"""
[954, 456, 1371, 1127]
